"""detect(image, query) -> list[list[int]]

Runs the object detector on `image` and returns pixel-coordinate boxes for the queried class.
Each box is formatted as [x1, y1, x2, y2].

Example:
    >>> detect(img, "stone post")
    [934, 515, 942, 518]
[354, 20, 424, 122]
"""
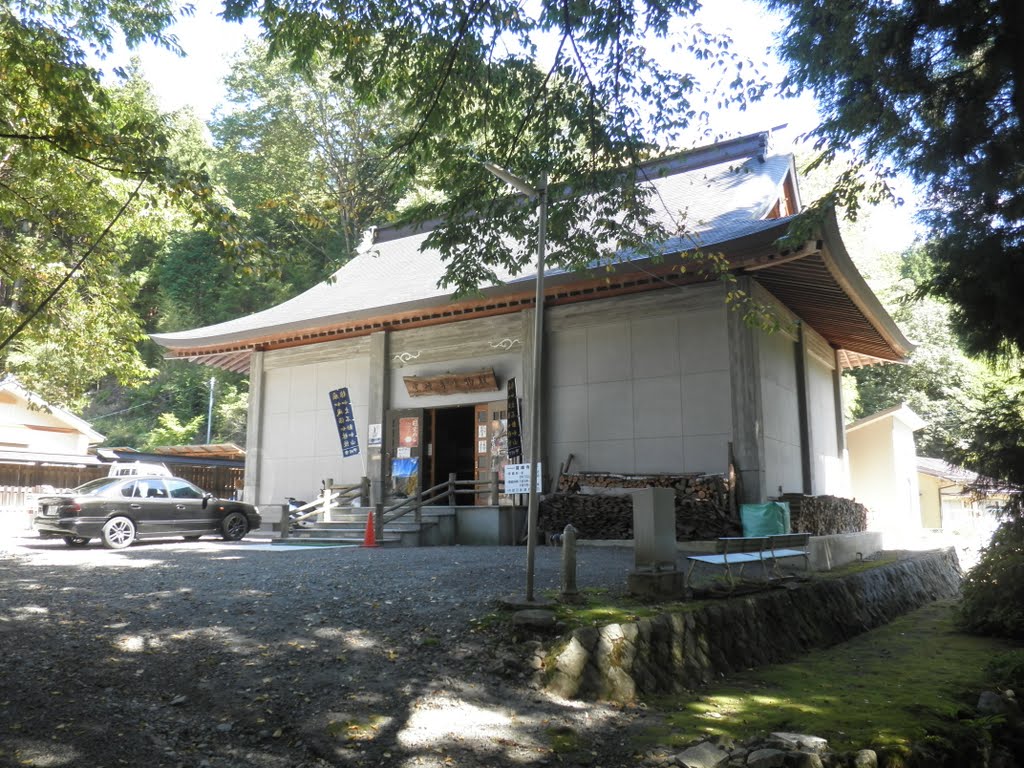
[561, 523, 579, 600]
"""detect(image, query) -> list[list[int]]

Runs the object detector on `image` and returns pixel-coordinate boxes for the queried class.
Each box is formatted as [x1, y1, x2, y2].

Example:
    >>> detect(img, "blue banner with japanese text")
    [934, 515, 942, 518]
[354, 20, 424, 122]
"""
[329, 387, 359, 457]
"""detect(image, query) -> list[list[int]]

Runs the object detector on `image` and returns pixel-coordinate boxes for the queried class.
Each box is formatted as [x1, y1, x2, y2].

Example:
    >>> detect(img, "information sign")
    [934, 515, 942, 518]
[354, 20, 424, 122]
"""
[504, 462, 542, 494]
[329, 387, 360, 457]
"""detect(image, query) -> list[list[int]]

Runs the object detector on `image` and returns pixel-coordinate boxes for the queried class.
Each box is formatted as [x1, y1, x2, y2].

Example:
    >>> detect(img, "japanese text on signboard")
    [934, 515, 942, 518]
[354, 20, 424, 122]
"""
[506, 377, 522, 461]
[329, 387, 360, 457]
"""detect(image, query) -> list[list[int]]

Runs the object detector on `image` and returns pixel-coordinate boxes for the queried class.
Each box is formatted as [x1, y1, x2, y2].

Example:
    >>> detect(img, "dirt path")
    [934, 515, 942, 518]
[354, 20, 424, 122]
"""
[0, 534, 650, 768]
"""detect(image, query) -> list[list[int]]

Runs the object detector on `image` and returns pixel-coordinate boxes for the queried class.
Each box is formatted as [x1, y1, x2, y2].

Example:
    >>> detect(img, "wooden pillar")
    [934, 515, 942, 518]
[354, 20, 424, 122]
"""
[833, 349, 850, 498]
[243, 350, 265, 505]
[727, 277, 767, 504]
[368, 331, 390, 515]
[795, 322, 814, 495]
[833, 349, 847, 456]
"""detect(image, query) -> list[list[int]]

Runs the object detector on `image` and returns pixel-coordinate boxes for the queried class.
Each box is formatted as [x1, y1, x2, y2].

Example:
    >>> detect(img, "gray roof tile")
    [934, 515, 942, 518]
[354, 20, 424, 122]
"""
[153, 153, 794, 348]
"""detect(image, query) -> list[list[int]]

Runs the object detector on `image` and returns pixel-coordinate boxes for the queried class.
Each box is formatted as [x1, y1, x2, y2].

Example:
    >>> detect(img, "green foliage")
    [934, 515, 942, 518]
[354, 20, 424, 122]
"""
[214, 385, 248, 446]
[986, 650, 1024, 693]
[848, 294, 990, 461]
[766, 0, 1024, 358]
[144, 412, 203, 450]
[958, 517, 1024, 642]
[0, 4, 252, 412]
[950, 378, 1024, 495]
[211, 41, 411, 286]
[222, 0, 770, 295]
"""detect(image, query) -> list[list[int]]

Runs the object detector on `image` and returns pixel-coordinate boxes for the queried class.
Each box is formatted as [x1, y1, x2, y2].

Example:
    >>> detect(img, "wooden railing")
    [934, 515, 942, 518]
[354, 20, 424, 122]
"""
[278, 473, 505, 540]
[0, 485, 32, 512]
[382, 472, 502, 524]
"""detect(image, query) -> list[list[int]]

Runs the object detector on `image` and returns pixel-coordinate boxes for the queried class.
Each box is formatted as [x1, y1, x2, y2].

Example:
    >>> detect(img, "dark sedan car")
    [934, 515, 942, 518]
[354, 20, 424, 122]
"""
[33, 475, 261, 549]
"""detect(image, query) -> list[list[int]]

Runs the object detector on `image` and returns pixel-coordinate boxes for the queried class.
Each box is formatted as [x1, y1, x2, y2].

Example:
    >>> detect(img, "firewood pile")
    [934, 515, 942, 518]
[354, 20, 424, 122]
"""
[541, 471, 739, 541]
[779, 493, 868, 535]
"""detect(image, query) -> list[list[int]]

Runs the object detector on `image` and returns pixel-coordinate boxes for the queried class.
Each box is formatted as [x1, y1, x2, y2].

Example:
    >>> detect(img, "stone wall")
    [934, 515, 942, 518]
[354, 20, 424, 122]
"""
[544, 549, 962, 702]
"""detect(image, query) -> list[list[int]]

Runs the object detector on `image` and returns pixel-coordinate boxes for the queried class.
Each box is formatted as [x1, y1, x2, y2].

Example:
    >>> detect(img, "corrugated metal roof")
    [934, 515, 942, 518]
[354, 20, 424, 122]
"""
[0, 449, 102, 466]
[917, 456, 978, 484]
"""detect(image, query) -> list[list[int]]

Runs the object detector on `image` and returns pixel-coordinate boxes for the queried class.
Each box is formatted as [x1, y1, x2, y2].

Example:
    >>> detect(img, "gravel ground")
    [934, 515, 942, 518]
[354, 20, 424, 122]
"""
[0, 529, 655, 768]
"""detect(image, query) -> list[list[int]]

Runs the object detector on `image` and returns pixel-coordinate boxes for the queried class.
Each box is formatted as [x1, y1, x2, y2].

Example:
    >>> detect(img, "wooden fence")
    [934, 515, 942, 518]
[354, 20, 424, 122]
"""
[0, 464, 244, 511]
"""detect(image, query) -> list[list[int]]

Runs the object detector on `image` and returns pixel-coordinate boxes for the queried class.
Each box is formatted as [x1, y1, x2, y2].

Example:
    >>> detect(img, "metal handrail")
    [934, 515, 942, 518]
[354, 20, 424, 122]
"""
[279, 478, 368, 539]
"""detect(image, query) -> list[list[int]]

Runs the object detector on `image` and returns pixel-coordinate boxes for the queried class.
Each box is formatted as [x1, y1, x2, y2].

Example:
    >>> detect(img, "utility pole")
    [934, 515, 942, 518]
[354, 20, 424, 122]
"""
[206, 376, 215, 444]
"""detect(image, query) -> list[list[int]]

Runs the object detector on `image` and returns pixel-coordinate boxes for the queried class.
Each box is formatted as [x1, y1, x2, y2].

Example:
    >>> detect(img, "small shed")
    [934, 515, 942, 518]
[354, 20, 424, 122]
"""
[0, 377, 105, 520]
[917, 456, 1007, 537]
[846, 404, 926, 546]
[0, 377, 104, 483]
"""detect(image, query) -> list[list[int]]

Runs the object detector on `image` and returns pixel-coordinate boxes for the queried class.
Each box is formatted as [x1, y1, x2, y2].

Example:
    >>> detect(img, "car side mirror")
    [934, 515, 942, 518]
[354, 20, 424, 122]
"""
[202, 493, 213, 509]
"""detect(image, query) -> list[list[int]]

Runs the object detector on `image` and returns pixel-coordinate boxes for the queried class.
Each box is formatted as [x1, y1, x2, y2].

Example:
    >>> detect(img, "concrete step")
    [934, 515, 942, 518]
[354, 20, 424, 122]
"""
[270, 537, 402, 548]
[300, 521, 424, 533]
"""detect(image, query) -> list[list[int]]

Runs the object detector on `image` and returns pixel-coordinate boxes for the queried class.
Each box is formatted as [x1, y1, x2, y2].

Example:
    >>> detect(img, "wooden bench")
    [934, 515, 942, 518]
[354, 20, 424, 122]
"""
[685, 533, 811, 586]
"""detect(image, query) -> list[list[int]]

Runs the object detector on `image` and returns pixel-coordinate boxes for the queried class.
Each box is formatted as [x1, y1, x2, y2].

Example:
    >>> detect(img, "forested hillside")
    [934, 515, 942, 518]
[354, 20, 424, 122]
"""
[2, 0, 1020, 500]
[2, 32, 414, 448]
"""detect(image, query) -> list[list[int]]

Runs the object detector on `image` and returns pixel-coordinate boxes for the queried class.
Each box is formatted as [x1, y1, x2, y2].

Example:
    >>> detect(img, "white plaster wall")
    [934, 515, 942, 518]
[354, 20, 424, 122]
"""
[807, 356, 844, 495]
[847, 419, 897, 532]
[0, 400, 90, 455]
[547, 291, 732, 476]
[259, 354, 371, 504]
[758, 329, 802, 496]
[890, 420, 923, 539]
[918, 473, 943, 529]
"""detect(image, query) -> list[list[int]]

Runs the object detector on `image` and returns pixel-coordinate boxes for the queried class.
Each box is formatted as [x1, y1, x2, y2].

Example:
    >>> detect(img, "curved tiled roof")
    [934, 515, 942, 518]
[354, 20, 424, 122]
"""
[151, 132, 911, 372]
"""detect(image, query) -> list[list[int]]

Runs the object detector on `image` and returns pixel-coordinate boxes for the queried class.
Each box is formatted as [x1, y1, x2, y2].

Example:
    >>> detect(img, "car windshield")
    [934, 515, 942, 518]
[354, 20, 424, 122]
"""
[72, 477, 127, 496]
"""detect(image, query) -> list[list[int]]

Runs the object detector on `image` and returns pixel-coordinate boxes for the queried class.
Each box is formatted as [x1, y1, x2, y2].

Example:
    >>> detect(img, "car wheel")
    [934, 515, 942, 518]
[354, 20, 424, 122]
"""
[221, 511, 249, 541]
[183, 535, 202, 541]
[101, 516, 136, 549]
[63, 536, 90, 547]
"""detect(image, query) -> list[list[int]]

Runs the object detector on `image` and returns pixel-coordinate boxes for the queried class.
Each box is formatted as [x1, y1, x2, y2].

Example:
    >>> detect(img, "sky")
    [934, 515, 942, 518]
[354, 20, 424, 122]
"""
[97, 0, 919, 252]
[104, 0, 814, 134]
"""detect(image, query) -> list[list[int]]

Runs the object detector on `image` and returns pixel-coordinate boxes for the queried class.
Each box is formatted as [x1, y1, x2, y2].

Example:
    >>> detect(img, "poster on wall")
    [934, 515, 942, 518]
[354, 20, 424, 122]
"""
[368, 423, 382, 448]
[391, 457, 419, 498]
[329, 387, 360, 457]
[398, 417, 419, 448]
[506, 378, 522, 461]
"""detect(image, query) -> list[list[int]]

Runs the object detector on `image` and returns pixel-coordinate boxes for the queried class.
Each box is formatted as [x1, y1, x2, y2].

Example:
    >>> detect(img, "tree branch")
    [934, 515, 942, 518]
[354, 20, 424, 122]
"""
[0, 174, 149, 356]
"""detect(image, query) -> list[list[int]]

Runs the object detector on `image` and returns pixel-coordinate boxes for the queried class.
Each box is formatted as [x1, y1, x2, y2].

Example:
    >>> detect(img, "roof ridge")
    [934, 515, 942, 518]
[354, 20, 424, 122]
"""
[372, 130, 778, 245]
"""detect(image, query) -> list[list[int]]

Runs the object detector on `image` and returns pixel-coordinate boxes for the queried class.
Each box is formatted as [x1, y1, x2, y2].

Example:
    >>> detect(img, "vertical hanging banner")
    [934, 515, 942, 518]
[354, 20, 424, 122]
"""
[329, 387, 360, 457]
[506, 377, 523, 462]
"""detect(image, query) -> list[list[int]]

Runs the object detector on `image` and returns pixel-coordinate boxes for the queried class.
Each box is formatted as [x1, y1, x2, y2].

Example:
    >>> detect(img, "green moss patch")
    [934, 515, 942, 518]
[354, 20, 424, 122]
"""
[640, 599, 1014, 753]
[547, 588, 698, 630]
[545, 724, 583, 753]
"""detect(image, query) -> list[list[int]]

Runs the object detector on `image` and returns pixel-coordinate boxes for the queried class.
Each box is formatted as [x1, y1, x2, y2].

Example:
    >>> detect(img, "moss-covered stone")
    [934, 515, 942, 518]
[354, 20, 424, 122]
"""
[541, 549, 962, 702]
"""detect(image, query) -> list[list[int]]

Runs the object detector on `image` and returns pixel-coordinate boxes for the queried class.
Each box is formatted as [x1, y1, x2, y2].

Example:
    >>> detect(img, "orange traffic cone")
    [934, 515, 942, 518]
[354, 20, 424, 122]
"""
[362, 510, 378, 548]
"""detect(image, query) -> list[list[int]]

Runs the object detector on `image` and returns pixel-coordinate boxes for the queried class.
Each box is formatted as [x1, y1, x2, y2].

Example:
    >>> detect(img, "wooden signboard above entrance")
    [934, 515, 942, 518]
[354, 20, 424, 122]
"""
[403, 368, 500, 397]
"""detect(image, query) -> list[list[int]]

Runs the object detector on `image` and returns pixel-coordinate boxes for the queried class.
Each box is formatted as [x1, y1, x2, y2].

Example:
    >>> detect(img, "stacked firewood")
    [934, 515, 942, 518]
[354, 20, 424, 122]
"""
[539, 493, 634, 539]
[541, 471, 739, 541]
[780, 493, 868, 535]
